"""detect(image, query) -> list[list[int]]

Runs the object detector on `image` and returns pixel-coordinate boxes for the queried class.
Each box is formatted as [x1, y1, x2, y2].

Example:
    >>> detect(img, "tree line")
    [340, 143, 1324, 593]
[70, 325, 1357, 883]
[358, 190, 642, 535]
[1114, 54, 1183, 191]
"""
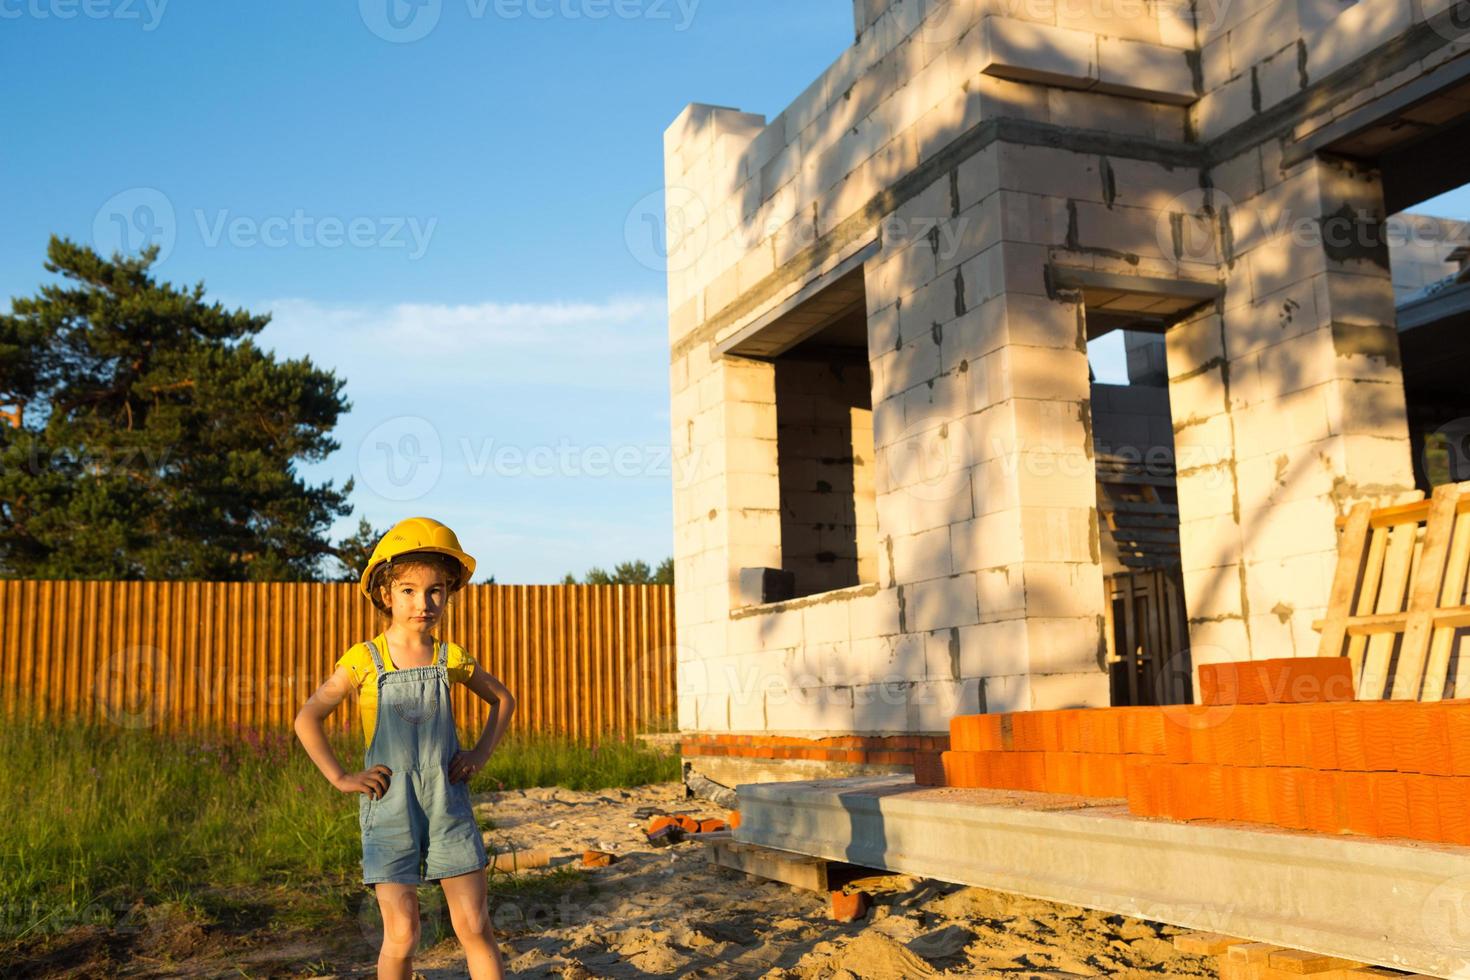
[0, 237, 671, 587]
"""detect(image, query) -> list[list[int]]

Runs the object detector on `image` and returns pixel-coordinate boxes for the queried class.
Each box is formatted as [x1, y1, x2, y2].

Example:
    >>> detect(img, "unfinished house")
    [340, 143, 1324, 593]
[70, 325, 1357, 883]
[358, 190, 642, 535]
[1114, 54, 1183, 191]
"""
[667, 0, 1469, 771]
[664, 0, 1470, 971]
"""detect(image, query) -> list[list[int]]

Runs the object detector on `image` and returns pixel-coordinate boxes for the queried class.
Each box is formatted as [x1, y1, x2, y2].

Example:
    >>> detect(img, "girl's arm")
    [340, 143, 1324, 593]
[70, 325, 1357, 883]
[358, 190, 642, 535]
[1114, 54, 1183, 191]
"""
[449, 667, 516, 784]
[294, 665, 391, 799]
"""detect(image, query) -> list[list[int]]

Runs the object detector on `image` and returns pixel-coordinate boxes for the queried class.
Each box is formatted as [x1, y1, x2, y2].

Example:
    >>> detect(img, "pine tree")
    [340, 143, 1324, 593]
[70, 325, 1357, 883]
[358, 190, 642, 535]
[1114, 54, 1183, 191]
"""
[0, 237, 356, 580]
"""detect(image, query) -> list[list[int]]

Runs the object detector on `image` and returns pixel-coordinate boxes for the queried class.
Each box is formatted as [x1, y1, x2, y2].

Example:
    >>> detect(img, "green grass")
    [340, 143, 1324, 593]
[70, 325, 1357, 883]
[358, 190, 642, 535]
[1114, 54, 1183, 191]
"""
[0, 715, 678, 949]
[474, 730, 681, 792]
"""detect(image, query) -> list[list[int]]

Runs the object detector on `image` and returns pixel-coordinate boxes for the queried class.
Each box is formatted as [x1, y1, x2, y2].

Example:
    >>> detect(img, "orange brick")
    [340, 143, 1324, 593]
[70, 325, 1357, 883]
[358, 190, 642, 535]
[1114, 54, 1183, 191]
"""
[1395, 704, 1453, 776]
[1267, 769, 1308, 831]
[1081, 754, 1127, 798]
[1239, 767, 1276, 825]
[1045, 752, 1082, 795]
[1047, 710, 1075, 753]
[1124, 758, 1161, 815]
[1201, 764, 1229, 819]
[1188, 722, 1217, 765]
[1302, 770, 1339, 834]
[1256, 657, 1356, 703]
[1338, 772, 1379, 836]
[1235, 662, 1271, 704]
[950, 714, 1001, 752]
[727, 810, 742, 829]
[1371, 773, 1413, 839]
[1010, 713, 1042, 751]
[1077, 709, 1123, 755]
[698, 818, 728, 833]
[1436, 778, 1470, 845]
[1161, 766, 1194, 819]
[1360, 702, 1404, 772]
[1219, 766, 1250, 823]
[1018, 751, 1047, 792]
[1037, 711, 1065, 752]
[1332, 703, 1369, 771]
[1279, 707, 1314, 768]
[1405, 774, 1441, 843]
[1161, 705, 1204, 764]
[1258, 708, 1287, 766]
[1216, 706, 1265, 767]
[648, 816, 678, 833]
[1447, 704, 1470, 777]
[830, 890, 870, 922]
[1304, 704, 1340, 770]
[1121, 708, 1166, 756]
[1200, 663, 1243, 705]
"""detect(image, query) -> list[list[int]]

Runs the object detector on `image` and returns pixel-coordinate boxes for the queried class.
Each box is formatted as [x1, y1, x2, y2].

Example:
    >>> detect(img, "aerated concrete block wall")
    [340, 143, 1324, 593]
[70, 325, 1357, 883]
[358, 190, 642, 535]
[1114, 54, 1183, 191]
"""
[666, 0, 1462, 735]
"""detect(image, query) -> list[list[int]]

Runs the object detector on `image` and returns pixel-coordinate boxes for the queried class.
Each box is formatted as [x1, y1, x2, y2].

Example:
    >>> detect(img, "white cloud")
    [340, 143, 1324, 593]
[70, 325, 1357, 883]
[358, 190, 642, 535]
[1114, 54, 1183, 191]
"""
[259, 294, 668, 390]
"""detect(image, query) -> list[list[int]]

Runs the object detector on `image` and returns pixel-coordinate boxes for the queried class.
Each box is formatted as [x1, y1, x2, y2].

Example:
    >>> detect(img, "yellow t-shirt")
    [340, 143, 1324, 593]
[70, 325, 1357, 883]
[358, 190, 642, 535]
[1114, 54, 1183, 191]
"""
[335, 633, 478, 748]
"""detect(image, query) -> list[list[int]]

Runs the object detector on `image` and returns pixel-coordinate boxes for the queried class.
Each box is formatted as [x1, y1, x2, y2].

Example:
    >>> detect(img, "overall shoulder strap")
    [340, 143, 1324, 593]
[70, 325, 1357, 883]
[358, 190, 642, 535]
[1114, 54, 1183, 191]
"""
[435, 641, 448, 668]
[364, 638, 388, 674]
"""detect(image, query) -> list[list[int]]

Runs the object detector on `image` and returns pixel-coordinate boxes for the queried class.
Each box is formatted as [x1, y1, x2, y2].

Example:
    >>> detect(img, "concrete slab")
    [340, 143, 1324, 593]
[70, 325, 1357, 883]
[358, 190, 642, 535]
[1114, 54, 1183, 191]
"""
[733, 774, 1470, 978]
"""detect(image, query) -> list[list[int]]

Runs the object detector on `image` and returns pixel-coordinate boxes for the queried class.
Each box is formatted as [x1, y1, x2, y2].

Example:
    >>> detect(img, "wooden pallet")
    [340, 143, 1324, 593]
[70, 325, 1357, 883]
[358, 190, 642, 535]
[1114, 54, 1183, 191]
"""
[1314, 481, 1470, 700]
[1174, 933, 1432, 979]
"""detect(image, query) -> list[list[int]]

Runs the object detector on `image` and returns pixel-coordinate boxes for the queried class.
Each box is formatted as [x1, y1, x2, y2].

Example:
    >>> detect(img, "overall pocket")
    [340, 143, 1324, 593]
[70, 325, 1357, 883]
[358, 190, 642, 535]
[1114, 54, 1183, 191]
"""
[359, 793, 378, 837]
[387, 685, 441, 726]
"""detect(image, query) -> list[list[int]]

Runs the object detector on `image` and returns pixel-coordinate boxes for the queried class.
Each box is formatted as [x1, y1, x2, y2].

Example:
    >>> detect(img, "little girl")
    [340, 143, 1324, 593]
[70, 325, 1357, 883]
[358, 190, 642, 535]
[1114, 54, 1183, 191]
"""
[295, 517, 516, 979]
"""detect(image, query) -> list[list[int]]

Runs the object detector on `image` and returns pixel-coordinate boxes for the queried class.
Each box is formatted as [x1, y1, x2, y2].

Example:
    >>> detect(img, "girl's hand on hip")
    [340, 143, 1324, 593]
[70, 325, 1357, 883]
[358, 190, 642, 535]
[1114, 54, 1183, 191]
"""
[448, 749, 486, 785]
[334, 765, 393, 800]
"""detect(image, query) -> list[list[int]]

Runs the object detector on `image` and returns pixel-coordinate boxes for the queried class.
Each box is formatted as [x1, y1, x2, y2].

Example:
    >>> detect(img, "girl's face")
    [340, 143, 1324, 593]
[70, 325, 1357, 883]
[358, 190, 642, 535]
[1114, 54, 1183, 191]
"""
[381, 564, 449, 629]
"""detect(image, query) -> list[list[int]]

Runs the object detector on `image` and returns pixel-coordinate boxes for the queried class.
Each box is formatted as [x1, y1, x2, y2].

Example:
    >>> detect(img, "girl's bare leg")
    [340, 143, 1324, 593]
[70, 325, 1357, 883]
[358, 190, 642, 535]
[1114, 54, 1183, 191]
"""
[373, 882, 420, 979]
[440, 869, 506, 979]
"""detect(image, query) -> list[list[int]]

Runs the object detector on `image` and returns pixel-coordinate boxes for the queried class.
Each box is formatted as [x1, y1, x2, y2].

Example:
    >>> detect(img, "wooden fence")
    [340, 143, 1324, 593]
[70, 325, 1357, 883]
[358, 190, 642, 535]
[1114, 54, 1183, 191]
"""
[0, 580, 677, 742]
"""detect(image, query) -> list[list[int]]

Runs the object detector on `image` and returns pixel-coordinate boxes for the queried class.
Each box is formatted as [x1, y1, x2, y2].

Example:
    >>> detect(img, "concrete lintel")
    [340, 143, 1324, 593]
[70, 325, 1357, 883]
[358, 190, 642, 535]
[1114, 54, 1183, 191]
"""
[1398, 278, 1470, 332]
[980, 16, 1196, 106]
[734, 774, 1470, 977]
[1049, 266, 1223, 302]
[715, 238, 879, 359]
[1284, 48, 1470, 168]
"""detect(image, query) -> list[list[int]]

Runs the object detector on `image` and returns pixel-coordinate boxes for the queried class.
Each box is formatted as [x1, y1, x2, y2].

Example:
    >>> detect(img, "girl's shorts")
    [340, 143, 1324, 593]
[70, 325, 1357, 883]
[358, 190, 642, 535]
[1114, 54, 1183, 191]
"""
[359, 767, 488, 885]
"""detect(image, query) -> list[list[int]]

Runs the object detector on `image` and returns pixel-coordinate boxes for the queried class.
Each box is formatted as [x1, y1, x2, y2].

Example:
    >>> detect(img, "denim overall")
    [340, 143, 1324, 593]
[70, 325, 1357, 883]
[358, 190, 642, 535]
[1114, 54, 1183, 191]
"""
[358, 638, 488, 885]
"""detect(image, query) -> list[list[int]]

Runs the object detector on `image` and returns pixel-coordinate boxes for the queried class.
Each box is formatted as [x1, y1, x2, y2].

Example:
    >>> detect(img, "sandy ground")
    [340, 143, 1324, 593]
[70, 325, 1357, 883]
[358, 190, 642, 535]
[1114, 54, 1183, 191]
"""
[405, 782, 1218, 979]
[15, 782, 1222, 978]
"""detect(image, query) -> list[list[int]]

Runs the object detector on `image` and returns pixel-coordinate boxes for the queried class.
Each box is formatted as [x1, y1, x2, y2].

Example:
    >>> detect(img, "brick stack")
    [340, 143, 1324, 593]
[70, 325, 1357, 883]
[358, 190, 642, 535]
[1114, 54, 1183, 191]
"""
[922, 657, 1470, 846]
[682, 732, 949, 767]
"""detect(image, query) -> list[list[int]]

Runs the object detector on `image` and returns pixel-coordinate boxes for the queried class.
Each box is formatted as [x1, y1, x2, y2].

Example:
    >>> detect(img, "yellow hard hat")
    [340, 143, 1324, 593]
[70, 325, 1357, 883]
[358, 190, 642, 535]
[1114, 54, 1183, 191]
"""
[358, 517, 476, 600]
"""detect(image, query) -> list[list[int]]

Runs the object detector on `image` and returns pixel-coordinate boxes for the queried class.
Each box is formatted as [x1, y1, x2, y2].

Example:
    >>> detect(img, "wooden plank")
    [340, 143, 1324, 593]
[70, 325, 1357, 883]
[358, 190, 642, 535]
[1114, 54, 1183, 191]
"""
[706, 839, 833, 892]
[1314, 605, 1470, 634]
[1392, 484, 1461, 699]
[1425, 507, 1470, 701]
[1346, 526, 1390, 681]
[1173, 932, 1247, 954]
[1317, 503, 1373, 659]
[1267, 948, 1364, 973]
[1359, 522, 1417, 700]
[1229, 942, 1286, 964]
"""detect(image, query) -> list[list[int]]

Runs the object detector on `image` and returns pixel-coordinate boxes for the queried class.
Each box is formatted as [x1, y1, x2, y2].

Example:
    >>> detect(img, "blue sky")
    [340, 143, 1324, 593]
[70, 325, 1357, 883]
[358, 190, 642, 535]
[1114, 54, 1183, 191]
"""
[3, 1, 1468, 582]
[1, 0, 858, 583]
